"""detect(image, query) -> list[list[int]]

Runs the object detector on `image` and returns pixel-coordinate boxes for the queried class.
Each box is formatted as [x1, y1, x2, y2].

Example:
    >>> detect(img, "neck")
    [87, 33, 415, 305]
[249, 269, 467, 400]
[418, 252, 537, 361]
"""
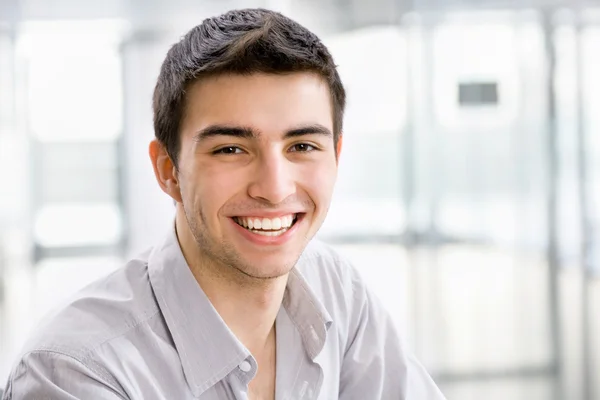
[175, 211, 287, 356]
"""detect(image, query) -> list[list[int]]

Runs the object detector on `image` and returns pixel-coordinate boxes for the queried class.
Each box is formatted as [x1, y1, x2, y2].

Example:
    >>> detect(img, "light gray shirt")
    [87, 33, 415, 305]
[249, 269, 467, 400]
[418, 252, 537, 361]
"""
[2, 228, 446, 399]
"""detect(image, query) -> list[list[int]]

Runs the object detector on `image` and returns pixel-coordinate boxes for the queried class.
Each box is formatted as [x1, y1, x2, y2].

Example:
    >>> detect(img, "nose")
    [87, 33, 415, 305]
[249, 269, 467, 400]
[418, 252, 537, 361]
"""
[247, 151, 296, 205]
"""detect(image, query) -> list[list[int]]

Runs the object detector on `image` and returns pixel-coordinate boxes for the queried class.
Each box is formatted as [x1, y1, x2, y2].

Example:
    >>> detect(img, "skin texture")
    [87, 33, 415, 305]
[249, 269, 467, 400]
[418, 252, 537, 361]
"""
[149, 72, 341, 399]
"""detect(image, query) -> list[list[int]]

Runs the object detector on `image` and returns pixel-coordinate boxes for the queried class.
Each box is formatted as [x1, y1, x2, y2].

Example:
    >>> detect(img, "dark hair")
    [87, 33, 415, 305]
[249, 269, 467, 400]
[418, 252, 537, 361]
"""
[152, 8, 346, 167]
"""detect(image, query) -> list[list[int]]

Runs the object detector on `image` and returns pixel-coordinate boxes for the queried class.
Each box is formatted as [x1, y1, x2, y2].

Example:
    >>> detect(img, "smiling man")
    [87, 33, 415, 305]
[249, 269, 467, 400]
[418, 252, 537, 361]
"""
[2, 8, 445, 400]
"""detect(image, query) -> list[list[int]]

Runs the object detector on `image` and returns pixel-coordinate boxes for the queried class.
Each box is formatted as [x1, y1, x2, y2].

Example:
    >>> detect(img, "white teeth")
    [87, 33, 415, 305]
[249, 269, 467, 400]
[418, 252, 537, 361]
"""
[253, 230, 286, 237]
[272, 217, 282, 230]
[262, 218, 272, 230]
[235, 214, 297, 232]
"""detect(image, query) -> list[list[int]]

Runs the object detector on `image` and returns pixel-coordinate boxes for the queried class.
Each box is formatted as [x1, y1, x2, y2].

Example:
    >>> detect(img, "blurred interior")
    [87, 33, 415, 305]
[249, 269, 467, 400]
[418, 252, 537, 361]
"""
[0, 0, 599, 399]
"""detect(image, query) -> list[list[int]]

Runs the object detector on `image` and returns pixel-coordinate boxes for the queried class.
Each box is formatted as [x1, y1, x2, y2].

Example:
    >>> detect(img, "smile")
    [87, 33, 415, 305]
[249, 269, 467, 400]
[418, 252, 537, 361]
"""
[233, 214, 299, 237]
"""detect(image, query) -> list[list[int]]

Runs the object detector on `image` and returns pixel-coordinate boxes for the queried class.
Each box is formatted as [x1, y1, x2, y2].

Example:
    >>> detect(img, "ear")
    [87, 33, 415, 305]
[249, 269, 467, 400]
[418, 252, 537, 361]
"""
[336, 134, 343, 161]
[149, 139, 183, 203]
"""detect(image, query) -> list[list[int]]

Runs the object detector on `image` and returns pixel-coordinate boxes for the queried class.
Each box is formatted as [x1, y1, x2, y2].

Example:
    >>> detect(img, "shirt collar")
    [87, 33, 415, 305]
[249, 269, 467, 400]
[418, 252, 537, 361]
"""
[147, 226, 332, 396]
[284, 267, 333, 360]
[148, 227, 249, 397]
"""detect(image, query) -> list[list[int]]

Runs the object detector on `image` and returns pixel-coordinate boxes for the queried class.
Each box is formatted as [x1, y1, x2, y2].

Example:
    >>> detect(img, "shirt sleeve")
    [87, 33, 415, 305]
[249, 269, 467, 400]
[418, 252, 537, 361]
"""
[338, 275, 446, 400]
[2, 350, 128, 400]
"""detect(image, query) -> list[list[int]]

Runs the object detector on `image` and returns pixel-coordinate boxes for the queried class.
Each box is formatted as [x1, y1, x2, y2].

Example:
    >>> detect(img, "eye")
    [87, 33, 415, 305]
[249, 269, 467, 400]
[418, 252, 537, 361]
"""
[289, 143, 316, 153]
[213, 146, 244, 155]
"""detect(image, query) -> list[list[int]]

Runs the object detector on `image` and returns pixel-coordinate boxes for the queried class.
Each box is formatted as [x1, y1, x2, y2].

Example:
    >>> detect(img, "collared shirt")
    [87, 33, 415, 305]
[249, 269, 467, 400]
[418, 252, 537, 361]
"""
[2, 228, 446, 400]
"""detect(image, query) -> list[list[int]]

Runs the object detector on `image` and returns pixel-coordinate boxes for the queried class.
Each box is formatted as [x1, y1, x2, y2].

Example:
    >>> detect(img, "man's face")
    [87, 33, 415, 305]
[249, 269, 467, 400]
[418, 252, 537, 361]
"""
[175, 72, 339, 279]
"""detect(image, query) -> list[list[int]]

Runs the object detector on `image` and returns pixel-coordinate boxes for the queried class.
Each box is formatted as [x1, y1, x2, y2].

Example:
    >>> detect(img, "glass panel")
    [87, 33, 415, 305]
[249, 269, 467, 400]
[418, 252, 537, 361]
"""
[554, 24, 582, 266]
[582, 26, 600, 274]
[0, 32, 20, 223]
[0, 32, 14, 134]
[18, 20, 124, 142]
[430, 18, 546, 248]
[33, 203, 122, 248]
[16, 20, 126, 250]
[320, 27, 408, 238]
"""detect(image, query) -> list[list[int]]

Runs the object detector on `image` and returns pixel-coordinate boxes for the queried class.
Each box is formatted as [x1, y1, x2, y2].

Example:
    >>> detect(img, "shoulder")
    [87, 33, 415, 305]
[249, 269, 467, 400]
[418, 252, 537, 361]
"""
[4, 349, 128, 399]
[18, 249, 161, 365]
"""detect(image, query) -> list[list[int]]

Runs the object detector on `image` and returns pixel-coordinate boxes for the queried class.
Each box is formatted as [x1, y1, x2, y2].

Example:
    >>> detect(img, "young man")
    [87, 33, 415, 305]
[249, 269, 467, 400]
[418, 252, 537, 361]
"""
[2, 8, 445, 400]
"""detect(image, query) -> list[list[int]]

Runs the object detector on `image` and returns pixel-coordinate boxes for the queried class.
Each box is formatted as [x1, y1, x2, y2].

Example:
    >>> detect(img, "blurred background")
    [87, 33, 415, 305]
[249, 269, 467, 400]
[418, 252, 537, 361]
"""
[0, 0, 598, 399]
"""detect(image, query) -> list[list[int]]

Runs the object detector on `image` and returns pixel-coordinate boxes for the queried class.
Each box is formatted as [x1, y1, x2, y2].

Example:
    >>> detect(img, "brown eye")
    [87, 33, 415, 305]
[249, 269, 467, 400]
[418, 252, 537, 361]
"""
[214, 146, 243, 155]
[289, 143, 316, 152]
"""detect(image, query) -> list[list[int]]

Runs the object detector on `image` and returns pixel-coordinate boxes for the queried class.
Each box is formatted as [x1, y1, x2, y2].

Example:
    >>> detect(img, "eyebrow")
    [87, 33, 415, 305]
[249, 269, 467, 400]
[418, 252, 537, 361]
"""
[193, 124, 333, 142]
[193, 126, 255, 142]
[284, 124, 333, 139]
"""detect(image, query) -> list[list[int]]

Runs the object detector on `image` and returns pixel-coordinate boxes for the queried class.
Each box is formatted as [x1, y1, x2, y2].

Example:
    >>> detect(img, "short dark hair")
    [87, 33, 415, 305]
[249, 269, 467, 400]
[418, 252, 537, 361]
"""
[152, 8, 346, 167]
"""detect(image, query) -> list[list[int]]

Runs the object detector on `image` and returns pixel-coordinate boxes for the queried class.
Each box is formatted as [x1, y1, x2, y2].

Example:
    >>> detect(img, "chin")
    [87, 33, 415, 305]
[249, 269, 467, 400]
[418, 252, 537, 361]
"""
[238, 264, 293, 280]
[238, 253, 300, 279]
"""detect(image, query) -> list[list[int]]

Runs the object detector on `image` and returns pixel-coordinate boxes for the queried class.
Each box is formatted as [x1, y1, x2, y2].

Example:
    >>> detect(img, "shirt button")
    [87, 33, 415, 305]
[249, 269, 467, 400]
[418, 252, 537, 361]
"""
[239, 360, 252, 372]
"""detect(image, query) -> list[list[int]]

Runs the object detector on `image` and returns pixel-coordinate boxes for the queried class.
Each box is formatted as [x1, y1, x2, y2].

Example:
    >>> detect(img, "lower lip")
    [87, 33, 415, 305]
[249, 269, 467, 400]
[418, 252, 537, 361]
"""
[230, 215, 304, 246]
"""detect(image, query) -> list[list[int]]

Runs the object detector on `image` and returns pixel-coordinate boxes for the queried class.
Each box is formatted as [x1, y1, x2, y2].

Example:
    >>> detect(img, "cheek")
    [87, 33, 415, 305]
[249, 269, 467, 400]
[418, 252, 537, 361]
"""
[299, 163, 337, 207]
[192, 165, 249, 212]
[186, 167, 239, 219]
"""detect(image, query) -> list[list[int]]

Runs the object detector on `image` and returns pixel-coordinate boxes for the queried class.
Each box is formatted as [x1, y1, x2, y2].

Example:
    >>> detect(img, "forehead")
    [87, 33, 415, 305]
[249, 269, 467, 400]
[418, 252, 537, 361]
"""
[181, 72, 334, 140]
